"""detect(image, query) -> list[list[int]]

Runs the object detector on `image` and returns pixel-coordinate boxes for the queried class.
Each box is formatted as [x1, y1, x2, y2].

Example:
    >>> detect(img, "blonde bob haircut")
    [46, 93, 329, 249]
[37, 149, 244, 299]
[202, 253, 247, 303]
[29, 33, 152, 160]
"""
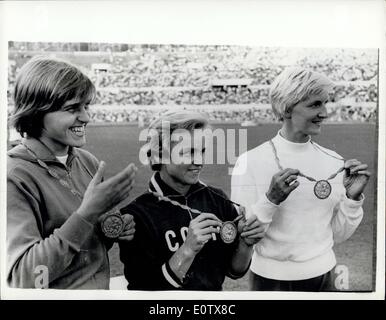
[269, 67, 335, 121]
[145, 110, 209, 171]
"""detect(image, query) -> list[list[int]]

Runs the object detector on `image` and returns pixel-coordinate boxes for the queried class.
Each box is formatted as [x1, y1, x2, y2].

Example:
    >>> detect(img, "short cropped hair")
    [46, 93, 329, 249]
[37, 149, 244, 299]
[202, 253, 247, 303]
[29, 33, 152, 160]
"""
[145, 110, 209, 171]
[269, 67, 335, 120]
[10, 56, 96, 138]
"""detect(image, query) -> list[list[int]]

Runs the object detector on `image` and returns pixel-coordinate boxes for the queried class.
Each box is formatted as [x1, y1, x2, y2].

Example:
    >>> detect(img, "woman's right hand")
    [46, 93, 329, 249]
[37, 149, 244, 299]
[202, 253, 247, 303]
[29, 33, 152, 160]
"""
[181, 213, 222, 257]
[266, 168, 300, 205]
[76, 161, 137, 224]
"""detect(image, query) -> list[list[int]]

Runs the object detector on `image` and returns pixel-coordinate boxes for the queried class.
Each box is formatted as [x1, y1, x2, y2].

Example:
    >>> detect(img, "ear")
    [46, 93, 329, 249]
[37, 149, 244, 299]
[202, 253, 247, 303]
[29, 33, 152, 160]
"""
[283, 108, 292, 119]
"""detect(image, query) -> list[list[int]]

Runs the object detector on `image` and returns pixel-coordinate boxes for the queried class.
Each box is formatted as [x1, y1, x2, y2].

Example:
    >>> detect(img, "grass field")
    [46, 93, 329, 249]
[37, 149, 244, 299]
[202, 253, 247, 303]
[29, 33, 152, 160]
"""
[83, 122, 377, 291]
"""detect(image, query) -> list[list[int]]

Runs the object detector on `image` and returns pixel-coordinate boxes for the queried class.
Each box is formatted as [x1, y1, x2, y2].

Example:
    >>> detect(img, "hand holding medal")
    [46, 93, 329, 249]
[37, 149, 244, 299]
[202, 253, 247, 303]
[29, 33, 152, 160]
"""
[238, 213, 266, 247]
[184, 213, 222, 255]
[266, 168, 300, 205]
[101, 211, 136, 240]
[343, 159, 371, 200]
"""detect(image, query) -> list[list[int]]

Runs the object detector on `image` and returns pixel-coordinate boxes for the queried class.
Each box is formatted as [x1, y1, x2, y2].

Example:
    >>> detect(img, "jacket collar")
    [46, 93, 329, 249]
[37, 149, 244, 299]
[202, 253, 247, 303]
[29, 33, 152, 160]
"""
[10, 137, 78, 165]
[149, 171, 207, 198]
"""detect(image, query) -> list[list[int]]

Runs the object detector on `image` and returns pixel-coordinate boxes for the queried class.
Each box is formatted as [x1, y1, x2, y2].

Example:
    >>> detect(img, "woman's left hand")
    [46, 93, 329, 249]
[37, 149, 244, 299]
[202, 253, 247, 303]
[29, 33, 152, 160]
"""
[118, 213, 136, 241]
[343, 159, 371, 200]
[237, 215, 265, 246]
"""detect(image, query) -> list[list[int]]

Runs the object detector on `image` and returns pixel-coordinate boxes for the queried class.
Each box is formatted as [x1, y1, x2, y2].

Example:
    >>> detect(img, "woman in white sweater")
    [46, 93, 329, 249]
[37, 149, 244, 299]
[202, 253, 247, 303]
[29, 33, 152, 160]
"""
[231, 67, 370, 291]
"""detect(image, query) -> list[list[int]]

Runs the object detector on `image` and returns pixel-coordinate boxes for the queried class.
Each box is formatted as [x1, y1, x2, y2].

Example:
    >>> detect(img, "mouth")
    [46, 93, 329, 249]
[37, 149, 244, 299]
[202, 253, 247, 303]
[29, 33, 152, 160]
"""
[311, 119, 323, 126]
[188, 168, 202, 174]
[70, 125, 86, 137]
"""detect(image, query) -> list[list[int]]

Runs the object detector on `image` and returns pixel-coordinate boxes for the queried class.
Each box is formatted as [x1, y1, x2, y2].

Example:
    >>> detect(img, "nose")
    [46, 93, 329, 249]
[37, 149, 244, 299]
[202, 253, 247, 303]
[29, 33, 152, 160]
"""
[318, 103, 328, 119]
[192, 152, 204, 165]
[78, 106, 90, 123]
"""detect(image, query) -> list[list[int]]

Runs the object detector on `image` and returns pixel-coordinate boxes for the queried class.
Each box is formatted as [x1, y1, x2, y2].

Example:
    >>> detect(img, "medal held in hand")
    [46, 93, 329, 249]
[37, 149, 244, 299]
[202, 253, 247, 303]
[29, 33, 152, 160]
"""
[269, 140, 345, 200]
[220, 221, 238, 244]
[101, 212, 124, 238]
[220, 211, 245, 244]
[149, 188, 246, 244]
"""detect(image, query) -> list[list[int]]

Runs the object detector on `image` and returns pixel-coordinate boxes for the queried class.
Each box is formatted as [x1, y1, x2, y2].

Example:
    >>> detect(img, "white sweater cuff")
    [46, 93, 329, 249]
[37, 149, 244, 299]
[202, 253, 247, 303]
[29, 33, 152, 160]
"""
[250, 193, 280, 224]
[340, 193, 365, 217]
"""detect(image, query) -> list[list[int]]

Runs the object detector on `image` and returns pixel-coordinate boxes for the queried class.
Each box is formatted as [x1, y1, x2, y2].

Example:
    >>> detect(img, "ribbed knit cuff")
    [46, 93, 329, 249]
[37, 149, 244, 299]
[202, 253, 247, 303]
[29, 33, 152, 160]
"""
[341, 193, 365, 217]
[161, 262, 182, 288]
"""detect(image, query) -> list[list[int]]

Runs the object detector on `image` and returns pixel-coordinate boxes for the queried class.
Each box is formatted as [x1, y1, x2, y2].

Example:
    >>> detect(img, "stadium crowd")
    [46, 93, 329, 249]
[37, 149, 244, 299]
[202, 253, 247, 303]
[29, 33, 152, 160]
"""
[7, 43, 378, 125]
[93, 83, 377, 106]
[88, 105, 376, 125]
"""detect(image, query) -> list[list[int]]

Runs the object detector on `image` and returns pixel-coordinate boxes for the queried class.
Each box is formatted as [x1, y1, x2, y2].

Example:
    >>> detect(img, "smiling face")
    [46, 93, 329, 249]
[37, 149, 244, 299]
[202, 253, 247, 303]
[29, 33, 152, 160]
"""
[40, 99, 91, 156]
[283, 92, 329, 142]
[159, 129, 208, 194]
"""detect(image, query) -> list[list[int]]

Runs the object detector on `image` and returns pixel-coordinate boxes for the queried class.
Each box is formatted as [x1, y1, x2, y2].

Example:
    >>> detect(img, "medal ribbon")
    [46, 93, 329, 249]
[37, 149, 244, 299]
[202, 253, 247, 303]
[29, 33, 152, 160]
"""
[148, 190, 244, 223]
[22, 142, 121, 219]
[269, 140, 345, 182]
[22, 142, 84, 200]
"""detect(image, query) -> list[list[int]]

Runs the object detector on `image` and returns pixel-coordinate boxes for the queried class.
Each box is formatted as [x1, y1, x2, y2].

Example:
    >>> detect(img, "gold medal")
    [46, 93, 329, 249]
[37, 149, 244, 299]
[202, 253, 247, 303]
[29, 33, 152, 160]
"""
[314, 180, 332, 199]
[101, 212, 124, 238]
[220, 221, 238, 244]
[220, 214, 244, 244]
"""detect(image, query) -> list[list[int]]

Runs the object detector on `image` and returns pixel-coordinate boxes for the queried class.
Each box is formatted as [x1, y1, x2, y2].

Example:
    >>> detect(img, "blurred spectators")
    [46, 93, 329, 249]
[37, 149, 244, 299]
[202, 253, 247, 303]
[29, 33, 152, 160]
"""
[8, 43, 378, 124]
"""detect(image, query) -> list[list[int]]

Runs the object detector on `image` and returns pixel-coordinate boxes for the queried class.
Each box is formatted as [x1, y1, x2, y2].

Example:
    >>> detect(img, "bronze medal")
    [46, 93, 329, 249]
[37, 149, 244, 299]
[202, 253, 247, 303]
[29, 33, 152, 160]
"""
[314, 180, 332, 199]
[220, 221, 238, 244]
[101, 212, 124, 238]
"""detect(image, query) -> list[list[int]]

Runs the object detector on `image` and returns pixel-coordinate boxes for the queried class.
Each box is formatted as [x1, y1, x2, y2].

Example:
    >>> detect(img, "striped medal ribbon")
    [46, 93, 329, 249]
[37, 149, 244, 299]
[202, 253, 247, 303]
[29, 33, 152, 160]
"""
[269, 140, 345, 199]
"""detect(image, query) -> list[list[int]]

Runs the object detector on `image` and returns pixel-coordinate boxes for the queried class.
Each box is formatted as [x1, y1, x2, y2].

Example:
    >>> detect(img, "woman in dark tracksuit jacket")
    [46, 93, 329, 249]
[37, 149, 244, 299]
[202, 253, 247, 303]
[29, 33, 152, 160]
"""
[119, 110, 266, 290]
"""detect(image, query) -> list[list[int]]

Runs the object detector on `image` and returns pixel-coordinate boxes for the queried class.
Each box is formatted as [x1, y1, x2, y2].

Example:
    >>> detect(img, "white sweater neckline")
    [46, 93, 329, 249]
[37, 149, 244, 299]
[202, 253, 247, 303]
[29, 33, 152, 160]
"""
[273, 130, 313, 153]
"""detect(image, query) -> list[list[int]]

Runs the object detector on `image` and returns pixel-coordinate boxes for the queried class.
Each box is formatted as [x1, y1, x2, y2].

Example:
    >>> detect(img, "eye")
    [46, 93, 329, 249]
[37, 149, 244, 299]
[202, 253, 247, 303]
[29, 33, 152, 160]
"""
[310, 101, 322, 108]
[66, 107, 77, 113]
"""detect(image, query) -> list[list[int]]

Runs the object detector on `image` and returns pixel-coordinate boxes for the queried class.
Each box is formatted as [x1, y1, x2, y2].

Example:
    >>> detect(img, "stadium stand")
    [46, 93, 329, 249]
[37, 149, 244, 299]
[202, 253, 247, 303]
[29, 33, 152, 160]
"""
[7, 43, 378, 125]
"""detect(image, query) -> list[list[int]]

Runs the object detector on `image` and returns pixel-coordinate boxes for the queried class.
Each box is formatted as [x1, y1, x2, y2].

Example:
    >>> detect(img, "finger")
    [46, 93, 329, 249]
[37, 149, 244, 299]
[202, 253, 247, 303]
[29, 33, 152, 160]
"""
[282, 175, 298, 187]
[192, 213, 221, 223]
[243, 220, 262, 231]
[356, 170, 371, 177]
[104, 163, 137, 188]
[114, 170, 137, 191]
[348, 164, 368, 174]
[118, 234, 134, 241]
[344, 159, 360, 169]
[243, 215, 257, 228]
[111, 185, 134, 206]
[241, 226, 265, 236]
[195, 223, 222, 234]
[285, 180, 299, 193]
[278, 168, 300, 178]
[198, 234, 213, 244]
[120, 228, 136, 237]
[90, 161, 106, 186]
[121, 214, 134, 225]
[123, 221, 135, 231]
[241, 232, 265, 238]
